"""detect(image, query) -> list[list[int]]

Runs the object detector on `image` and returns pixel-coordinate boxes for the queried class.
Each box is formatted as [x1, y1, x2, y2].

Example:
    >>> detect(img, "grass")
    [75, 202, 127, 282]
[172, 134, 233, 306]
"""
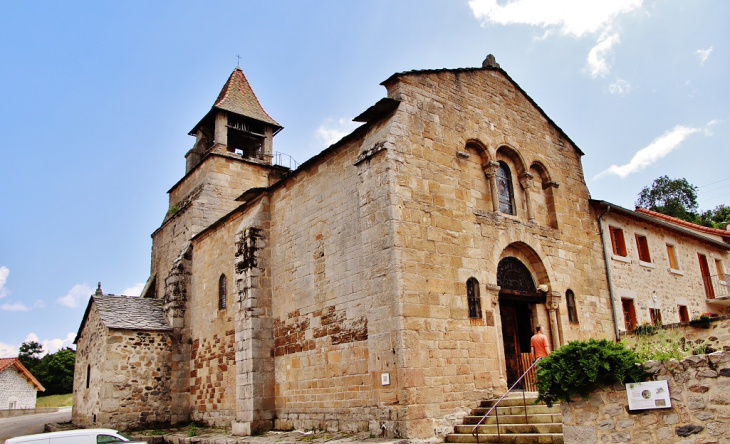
[36, 393, 73, 408]
[621, 326, 709, 362]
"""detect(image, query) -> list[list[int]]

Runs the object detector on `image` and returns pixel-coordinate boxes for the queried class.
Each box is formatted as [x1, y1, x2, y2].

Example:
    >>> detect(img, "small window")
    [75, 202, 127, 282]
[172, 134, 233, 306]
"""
[666, 244, 679, 270]
[621, 298, 636, 331]
[715, 259, 726, 280]
[218, 274, 227, 310]
[609, 226, 627, 257]
[565, 290, 578, 323]
[496, 161, 514, 215]
[635, 234, 651, 263]
[678, 305, 689, 323]
[97, 435, 124, 444]
[467, 277, 482, 319]
[86, 364, 91, 389]
[649, 308, 662, 326]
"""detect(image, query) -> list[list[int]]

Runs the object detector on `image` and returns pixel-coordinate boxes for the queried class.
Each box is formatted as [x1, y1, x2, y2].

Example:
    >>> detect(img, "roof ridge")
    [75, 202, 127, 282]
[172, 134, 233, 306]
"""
[635, 207, 730, 237]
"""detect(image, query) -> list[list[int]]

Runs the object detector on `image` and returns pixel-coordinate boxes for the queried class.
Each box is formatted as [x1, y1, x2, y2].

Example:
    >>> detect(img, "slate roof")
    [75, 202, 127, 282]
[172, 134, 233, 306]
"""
[189, 67, 281, 135]
[0, 357, 45, 391]
[93, 295, 172, 330]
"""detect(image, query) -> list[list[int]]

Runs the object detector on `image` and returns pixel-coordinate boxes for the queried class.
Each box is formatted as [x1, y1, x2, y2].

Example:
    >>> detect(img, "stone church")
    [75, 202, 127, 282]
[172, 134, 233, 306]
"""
[73, 55, 619, 438]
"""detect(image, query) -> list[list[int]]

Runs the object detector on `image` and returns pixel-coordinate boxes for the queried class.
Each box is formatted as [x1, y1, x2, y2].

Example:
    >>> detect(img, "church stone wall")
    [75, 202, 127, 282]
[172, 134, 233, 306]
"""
[602, 212, 730, 331]
[381, 70, 614, 437]
[73, 302, 107, 427]
[188, 210, 240, 426]
[99, 329, 172, 430]
[266, 118, 402, 435]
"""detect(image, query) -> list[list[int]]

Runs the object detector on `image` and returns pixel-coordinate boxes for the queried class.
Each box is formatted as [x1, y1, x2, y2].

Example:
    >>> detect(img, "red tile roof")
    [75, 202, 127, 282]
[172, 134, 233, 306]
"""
[0, 357, 45, 391]
[213, 67, 280, 128]
[635, 208, 730, 238]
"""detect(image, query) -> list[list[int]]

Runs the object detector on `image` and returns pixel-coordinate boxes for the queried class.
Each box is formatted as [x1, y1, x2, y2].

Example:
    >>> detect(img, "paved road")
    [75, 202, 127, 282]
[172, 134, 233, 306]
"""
[0, 407, 72, 443]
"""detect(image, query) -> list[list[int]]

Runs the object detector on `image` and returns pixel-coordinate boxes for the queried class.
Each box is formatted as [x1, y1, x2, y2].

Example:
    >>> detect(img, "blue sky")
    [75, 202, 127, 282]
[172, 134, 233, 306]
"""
[1, 0, 729, 357]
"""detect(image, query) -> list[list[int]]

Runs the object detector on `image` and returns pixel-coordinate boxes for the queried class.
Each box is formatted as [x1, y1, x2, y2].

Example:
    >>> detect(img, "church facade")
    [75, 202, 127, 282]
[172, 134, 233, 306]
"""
[73, 56, 636, 438]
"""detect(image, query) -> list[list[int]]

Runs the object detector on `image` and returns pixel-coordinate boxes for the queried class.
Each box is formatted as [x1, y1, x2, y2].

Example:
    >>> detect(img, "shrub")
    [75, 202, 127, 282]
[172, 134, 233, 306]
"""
[535, 339, 646, 407]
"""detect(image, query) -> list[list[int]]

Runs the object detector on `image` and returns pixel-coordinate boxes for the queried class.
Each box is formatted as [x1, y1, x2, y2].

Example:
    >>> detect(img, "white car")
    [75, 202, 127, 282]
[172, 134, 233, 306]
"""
[6, 429, 145, 444]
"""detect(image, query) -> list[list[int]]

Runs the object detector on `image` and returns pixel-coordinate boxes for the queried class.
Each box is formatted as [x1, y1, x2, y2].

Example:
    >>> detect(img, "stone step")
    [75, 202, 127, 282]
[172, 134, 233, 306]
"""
[461, 413, 562, 425]
[481, 394, 540, 407]
[471, 404, 559, 416]
[445, 432, 564, 443]
[455, 422, 563, 435]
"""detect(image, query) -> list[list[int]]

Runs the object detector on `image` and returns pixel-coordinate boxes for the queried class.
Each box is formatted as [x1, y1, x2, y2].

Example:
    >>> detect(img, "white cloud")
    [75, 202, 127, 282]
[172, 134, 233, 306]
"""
[0, 341, 18, 358]
[1, 302, 30, 312]
[697, 46, 713, 65]
[57, 283, 94, 308]
[0, 266, 9, 298]
[316, 118, 360, 146]
[468, 0, 642, 77]
[595, 122, 716, 179]
[608, 78, 632, 95]
[122, 282, 144, 296]
[41, 332, 76, 354]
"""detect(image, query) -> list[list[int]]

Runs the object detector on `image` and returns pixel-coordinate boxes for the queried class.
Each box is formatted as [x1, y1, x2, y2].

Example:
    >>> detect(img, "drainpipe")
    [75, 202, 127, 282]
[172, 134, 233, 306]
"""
[598, 206, 621, 341]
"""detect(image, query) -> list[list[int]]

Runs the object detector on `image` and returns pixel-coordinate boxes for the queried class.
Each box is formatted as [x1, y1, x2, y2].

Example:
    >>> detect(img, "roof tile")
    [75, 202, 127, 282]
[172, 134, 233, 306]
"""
[93, 295, 171, 331]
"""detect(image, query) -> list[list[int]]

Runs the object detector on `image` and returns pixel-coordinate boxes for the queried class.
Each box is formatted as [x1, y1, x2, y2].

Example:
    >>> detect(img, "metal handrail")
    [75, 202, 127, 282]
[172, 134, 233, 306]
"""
[471, 357, 542, 444]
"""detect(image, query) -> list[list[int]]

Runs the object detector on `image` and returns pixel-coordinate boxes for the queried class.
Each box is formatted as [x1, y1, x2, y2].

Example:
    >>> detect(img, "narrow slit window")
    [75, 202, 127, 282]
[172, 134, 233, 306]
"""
[566, 290, 578, 324]
[635, 234, 651, 263]
[218, 274, 227, 310]
[609, 226, 627, 257]
[466, 277, 481, 319]
[86, 364, 91, 389]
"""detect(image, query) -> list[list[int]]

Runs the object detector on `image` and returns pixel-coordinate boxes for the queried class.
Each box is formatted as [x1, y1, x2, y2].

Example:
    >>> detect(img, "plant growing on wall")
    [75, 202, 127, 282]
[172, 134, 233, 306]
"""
[535, 339, 646, 407]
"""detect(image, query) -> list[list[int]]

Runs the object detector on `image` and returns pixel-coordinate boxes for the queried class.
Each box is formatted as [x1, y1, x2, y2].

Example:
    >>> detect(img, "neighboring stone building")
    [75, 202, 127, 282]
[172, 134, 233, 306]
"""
[0, 357, 44, 410]
[73, 284, 173, 429]
[72, 56, 728, 438]
[592, 201, 730, 336]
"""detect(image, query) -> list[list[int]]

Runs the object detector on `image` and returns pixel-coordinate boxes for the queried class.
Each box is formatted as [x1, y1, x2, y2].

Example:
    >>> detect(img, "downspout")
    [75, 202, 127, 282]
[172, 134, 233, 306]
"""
[597, 206, 621, 341]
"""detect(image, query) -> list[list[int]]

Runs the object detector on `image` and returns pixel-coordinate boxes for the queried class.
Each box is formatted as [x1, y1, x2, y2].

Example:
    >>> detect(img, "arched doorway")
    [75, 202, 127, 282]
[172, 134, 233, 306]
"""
[497, 257, 546, 388]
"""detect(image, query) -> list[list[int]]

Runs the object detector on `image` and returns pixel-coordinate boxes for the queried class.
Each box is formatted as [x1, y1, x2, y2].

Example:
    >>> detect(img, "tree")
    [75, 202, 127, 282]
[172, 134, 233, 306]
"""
[636, 176, 699, 222]
[699, 204, 730, 229]
[18, 341, 43, 374]
[39, 348, 76, 395]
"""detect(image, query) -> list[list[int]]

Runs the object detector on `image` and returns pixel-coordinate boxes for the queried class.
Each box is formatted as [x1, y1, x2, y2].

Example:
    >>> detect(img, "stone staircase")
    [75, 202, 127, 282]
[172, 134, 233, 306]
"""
[445, 392, 563, 443]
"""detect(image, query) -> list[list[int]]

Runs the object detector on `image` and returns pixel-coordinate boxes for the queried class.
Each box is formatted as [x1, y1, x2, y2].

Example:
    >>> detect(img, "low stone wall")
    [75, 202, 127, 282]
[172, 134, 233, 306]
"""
[621, 316, 730, 354]
[0, 407, 59, 418]
[562, 351, 730, 444]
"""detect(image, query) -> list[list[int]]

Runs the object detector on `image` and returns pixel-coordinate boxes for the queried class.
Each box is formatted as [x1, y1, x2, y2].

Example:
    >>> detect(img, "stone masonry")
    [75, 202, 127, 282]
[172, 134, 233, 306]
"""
[563, 350, 730, 444]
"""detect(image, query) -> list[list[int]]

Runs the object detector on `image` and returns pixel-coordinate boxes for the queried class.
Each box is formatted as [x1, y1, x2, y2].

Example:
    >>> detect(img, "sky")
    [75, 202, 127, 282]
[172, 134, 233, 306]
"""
[1, 0, 729, 357]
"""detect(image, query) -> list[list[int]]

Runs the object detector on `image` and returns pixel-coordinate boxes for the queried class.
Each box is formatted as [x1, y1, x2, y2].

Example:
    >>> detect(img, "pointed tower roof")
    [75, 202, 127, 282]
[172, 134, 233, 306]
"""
[189, 68, 281, 135]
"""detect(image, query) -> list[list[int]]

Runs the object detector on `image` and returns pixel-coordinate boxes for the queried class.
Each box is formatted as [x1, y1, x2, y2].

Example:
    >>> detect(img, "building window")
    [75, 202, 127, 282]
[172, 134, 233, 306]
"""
[218, 274, 227, 310]
[566, 289, 578, 323]
[609, 226, 627, 257]
[621, 298, 636, 331]
[649, 308, 662, 326]
[715, 259, 726, 280]
[86, 364, 91, 389]
[635, 234, 651, 263]
[666, 244, 679, 270]
[698, 253, 715, 299]
[466, 277, 482, 319]
[678, 305, 689, 323]
[496, 161, 514, 215]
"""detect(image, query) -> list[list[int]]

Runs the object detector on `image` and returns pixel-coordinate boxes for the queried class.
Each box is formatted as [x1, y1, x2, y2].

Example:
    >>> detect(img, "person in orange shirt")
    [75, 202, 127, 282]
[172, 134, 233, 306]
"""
[531, 324, 550, 359]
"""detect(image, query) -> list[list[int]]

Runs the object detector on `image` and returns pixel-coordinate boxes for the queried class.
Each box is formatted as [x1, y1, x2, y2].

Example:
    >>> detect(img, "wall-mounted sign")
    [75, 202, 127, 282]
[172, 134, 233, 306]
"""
[626, 380, 671, 410]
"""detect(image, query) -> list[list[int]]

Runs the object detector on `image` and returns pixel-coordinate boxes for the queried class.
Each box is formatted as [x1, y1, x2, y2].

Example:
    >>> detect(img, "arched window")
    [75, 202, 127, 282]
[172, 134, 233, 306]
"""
[566, 289, 578, 323]
[467, 277, 481, 319]
[218, 274, 227, 310]
[496, 161, 514, 215]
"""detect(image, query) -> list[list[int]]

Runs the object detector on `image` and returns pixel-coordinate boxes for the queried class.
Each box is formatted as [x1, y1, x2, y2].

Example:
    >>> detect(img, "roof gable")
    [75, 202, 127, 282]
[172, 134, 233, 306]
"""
[0, 357, 45, 391]
[75, 294, 172, 344]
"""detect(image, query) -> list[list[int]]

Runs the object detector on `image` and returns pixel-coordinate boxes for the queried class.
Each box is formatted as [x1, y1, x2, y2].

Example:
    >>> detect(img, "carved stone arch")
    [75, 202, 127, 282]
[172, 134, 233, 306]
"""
[495, 144, 527, 177]
[529, 161, 559, 229]
[498, 242, 550, 291]
[465, 138, 492, 169]
[488, 234, 556, 289]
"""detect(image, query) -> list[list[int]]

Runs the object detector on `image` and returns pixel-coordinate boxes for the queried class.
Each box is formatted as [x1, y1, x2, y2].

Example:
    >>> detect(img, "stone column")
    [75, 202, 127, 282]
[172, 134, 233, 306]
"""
[484, 161, 500, 213]
[545, 291, 561, 350]
[486, 283, 507, 391]
[214, 111, 228, 146]
[519, 172, 536, 223]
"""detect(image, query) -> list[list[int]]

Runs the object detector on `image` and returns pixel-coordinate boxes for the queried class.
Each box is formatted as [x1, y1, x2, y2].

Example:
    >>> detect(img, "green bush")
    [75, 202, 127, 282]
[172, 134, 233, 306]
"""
[535, 339, 646, 407]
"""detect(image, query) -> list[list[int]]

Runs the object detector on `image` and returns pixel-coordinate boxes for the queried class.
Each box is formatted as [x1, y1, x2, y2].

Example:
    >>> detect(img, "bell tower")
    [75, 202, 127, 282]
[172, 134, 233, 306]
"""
[185, 67, 282, 172]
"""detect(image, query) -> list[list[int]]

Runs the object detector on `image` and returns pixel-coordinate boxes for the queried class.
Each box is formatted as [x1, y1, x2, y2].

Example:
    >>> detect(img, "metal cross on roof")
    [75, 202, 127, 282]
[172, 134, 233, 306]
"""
[236, 54, 241, 67]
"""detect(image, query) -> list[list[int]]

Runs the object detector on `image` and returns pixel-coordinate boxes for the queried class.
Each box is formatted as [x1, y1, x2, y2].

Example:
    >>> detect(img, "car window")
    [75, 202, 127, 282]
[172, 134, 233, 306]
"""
[97, 435, 125, 444]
